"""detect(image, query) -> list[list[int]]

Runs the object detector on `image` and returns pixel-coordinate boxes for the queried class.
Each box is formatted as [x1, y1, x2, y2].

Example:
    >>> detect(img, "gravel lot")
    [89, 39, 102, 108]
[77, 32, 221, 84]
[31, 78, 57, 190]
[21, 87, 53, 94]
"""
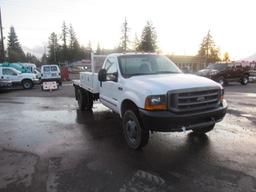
[0, 81, 256, 192]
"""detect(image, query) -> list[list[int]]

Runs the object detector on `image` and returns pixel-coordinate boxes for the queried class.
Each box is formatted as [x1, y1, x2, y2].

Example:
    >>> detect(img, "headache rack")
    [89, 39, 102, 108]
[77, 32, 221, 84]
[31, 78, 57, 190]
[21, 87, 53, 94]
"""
[168, 87, 221, 113]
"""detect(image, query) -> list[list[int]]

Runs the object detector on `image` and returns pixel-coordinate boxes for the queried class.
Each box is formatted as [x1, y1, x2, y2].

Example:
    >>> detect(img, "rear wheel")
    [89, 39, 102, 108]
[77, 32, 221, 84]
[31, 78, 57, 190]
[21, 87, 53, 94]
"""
[77, 88, 93, 111]
[192, 124, 215, 135]
[122, 110, 149, 149]
[22, 79, 33, 89]
[241, 76, 249, 85]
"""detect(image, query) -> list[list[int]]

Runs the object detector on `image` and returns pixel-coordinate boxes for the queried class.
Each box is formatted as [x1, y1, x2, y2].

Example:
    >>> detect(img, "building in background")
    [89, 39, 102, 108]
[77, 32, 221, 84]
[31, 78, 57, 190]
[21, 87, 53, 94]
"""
[167, 55, 205, 73]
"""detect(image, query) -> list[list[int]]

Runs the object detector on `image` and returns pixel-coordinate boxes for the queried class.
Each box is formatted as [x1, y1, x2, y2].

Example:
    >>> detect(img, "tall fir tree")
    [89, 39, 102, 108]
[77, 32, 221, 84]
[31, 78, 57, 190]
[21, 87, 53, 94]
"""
[47, 32, 60, 64]
[119, 17, 129, 52]
[26, 53, 40, 65]
[137, 21, 158, 52]
[133, 33, 140, 51]
[60, 21, 69, 62]
[198, 30, 220, 64]
[41, 53, 47, 64]
[61, 22, 68, 49]
[96, 42, 101, 55]
[7, 26, 26, 62]
[68, 24, 85, 61]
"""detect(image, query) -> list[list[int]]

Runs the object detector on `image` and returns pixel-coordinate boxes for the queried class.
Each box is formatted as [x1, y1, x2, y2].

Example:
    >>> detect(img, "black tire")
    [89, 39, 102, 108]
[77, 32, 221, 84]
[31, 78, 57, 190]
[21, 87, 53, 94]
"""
[217, 77, 225, 86]
[122, 110, 149, 149]
[192, 124, 215, 135]
[77, 88, 86, 110]
[241, 75, 249, 85]
[22, 79, 33, 89]
[77, 88, 93, 111]
[86, 92, 93, 110]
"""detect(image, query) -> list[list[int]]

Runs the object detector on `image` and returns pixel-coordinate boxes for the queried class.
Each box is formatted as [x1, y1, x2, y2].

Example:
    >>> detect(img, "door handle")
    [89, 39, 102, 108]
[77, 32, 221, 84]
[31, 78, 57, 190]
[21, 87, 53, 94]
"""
[118, 87, 123, 91]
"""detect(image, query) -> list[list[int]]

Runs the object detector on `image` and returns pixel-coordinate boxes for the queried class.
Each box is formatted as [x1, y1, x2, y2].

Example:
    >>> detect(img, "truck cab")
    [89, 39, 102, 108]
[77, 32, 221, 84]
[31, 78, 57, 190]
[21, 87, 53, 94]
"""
[74, 53, 227, 149]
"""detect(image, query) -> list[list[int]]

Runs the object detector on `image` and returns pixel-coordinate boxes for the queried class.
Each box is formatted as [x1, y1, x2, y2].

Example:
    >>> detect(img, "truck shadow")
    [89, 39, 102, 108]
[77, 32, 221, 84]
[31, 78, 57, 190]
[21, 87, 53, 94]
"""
[76, 109, 125, 146]
[75, 108, 211, 156]
[74, 109, 214, 191]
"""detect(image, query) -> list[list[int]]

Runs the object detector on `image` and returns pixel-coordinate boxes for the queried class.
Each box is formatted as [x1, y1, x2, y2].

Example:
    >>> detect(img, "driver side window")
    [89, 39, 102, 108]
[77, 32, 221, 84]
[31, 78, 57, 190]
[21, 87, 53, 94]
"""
[104, 58, 118, 81]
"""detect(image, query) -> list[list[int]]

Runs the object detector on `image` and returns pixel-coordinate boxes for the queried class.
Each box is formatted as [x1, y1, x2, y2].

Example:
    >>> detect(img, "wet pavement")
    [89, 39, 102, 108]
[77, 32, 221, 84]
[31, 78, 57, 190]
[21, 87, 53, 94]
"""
[0, 83, 256, 192]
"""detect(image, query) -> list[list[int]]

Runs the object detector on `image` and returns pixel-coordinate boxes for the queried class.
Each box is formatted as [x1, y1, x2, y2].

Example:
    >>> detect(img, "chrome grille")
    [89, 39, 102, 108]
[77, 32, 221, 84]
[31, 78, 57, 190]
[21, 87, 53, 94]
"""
[169, 88, 221, 113]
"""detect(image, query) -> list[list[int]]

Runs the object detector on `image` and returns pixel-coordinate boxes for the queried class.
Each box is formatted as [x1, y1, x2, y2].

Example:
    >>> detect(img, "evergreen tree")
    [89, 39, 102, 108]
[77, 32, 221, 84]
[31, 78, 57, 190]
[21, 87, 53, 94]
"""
[223, 52, 230, 61]
[198, 30, 220, 64]
[60, 21, 69, 62]
[61, 22, 68, 49]
[96, 43, 101, 55]
[137, 21, 158, 52]
[7, 26, 26, 62]
[41, 53, 47, 64]
[47, 32, 60, 64]
[119, 17, 129, 52]
[68, 24, 85, 61]
[133, 33, 140, 51]
[26, 53, 40, 64]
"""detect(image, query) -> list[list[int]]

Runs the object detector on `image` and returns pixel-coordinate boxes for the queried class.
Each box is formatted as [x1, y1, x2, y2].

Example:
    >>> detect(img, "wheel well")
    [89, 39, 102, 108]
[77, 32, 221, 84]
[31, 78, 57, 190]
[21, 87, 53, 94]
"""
[22, 79, 33, 84]
[121, 99, 138, 117]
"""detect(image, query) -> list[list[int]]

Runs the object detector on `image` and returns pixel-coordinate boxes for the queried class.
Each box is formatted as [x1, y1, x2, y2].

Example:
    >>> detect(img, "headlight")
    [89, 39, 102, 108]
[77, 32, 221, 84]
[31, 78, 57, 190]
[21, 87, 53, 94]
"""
[210, 70, 218, 75]
[219, 88, 224, 103]
[144, 95, 167, 110]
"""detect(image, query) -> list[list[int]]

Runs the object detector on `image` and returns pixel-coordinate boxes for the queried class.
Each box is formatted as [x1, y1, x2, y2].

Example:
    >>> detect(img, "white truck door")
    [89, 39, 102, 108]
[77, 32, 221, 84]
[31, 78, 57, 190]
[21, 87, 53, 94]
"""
[100, 57, 120, 113]
[1, 68, 19, 82]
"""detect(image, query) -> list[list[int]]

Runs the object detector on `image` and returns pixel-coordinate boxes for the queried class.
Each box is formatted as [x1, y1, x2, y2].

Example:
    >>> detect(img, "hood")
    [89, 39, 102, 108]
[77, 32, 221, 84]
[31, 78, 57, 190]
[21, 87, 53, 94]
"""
[20, 73, 36, 78]
[127, 73, 221, 95]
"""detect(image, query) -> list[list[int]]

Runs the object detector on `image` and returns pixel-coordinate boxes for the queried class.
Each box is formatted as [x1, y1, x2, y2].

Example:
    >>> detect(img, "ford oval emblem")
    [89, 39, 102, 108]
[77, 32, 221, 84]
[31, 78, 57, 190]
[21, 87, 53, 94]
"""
[197, 96, 205, 102]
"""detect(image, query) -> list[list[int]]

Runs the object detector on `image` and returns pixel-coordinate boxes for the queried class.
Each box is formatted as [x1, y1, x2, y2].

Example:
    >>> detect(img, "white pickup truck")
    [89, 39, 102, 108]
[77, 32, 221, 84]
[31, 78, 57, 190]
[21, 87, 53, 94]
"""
[0, 66, 39, 89]
[73, 53, 227, 149]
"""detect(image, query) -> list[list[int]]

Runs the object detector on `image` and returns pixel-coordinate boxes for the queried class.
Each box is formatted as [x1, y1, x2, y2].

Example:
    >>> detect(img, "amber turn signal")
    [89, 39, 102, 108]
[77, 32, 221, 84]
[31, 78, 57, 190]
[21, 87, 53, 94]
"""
[144, 95, 167, 111]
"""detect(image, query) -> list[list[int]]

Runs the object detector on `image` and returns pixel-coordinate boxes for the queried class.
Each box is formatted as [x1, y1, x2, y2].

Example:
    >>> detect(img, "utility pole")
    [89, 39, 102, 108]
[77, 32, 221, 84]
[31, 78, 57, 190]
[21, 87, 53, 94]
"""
[0, 7, 5, 61]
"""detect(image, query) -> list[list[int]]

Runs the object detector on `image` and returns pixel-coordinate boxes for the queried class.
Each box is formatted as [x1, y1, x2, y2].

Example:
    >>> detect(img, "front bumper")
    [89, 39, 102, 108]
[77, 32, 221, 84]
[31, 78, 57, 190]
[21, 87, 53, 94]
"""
[41, 78, 62, 84]
[33, 79, 40, 84]
[0, 81, 12, 88]
[139, 100, 227, 132]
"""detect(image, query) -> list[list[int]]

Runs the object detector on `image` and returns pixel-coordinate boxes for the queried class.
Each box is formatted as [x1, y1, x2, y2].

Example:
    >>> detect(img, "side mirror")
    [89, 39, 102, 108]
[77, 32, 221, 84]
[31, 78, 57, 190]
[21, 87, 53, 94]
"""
[98, 69, 107, 82]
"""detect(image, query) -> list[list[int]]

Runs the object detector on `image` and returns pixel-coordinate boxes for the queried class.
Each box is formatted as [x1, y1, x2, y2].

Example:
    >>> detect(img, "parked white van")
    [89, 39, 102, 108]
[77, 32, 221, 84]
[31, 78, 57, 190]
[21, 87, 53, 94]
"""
[41, 65, 62, 85]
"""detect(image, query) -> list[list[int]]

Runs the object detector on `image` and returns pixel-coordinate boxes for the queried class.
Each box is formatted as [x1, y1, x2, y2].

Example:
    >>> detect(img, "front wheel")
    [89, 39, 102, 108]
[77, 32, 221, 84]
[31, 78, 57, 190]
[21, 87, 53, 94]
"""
[241, 76, 249, 85]
[22, 79, 33, 89]
[122, 110, 149, 149]
[192, 124, 215, 135]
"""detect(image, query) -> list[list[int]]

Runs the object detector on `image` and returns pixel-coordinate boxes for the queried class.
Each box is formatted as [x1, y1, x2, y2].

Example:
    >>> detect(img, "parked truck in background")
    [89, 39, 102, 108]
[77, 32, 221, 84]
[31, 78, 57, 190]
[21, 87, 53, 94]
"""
[0, 66, 39, 89]
[73, 53, 227, 149]
[197, 62, 250, 86]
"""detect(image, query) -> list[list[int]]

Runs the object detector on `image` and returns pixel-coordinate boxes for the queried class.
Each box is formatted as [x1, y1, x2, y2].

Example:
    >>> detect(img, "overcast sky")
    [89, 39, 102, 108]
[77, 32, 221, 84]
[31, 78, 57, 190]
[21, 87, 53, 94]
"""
[1, 0, 256, 60]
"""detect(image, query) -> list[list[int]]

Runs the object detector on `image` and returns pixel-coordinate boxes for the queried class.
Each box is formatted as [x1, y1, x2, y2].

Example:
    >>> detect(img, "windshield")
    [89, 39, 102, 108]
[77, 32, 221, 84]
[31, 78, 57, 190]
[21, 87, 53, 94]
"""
[207, 64, 227, 70]
[43, 66, 50, 72]
[118, 55, 181, 77]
